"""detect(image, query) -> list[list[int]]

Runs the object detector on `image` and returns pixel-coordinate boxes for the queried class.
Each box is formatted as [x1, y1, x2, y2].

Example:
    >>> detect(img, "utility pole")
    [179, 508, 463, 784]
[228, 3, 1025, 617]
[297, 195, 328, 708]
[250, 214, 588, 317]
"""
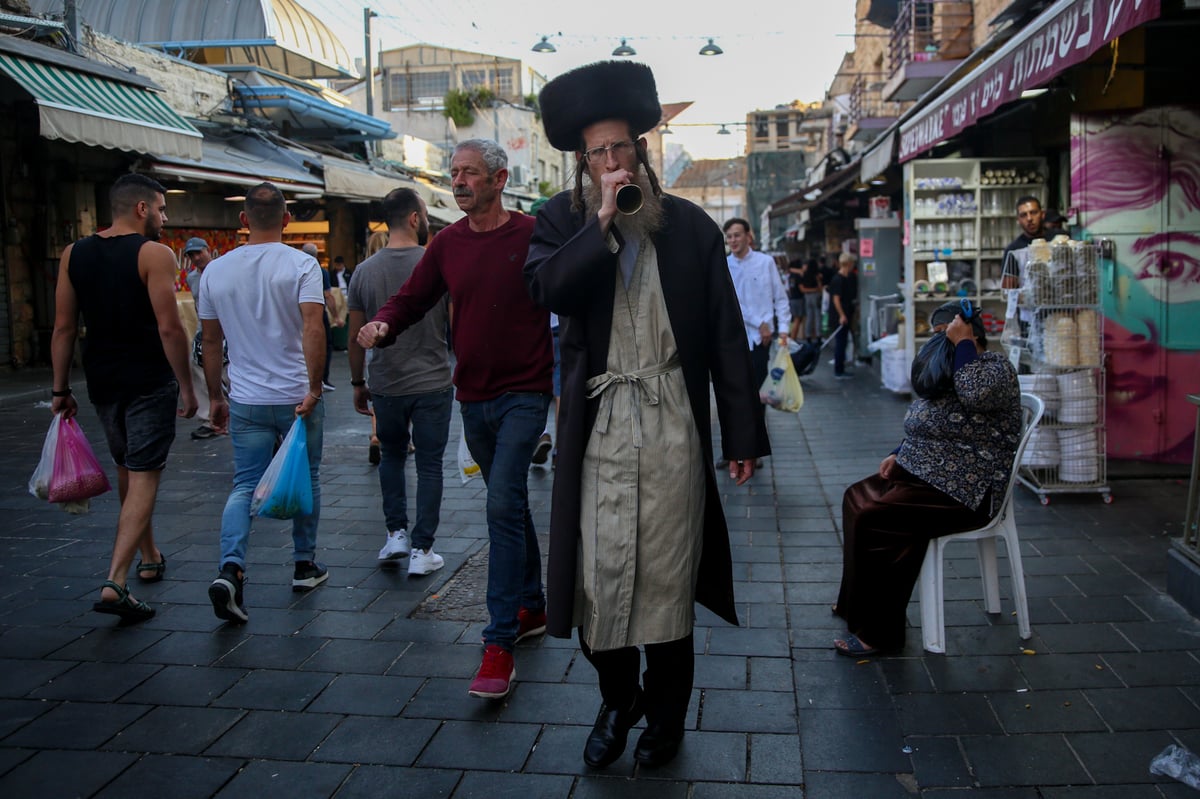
[363, 7, 378, 158]
[363, 8, 378, 117]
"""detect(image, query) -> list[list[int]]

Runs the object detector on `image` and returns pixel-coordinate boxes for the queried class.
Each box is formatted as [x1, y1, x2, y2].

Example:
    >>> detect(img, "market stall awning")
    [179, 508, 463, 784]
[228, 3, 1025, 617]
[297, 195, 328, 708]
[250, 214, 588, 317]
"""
[234, 83, 393, 142]
[0, 52, 201, 160]
[322, 159, 409, 202]
[27, 0, 357, 80]
[768, 162, 861, 219]
[860, 131, 896, 183]
[146, 132, 323, 192]
[898, 0, 1162, 162]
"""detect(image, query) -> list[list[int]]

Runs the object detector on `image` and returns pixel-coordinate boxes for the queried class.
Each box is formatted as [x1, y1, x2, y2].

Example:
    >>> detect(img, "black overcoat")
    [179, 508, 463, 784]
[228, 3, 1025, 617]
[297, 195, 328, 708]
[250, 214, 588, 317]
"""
[524, 191, 771, 638]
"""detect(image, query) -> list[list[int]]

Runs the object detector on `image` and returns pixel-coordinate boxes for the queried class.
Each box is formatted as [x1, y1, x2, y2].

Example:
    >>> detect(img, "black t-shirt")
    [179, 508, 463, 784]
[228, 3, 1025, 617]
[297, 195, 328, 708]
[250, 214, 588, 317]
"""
[829, 270, 858, 317]
[786, 270, 802, 300]
[1002, 232, 1035, 279]
[800, 265, 820, 290]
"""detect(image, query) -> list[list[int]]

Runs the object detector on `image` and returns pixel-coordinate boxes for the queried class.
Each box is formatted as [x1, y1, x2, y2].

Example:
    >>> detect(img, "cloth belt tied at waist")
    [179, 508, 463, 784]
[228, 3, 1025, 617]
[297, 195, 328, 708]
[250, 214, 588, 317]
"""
[585, 353, 682, 448]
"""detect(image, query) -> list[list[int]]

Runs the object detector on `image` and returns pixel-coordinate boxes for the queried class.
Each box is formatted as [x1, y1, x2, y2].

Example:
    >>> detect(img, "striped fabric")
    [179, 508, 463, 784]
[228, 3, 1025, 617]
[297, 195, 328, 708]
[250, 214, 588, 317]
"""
[0, 53, 201, 160]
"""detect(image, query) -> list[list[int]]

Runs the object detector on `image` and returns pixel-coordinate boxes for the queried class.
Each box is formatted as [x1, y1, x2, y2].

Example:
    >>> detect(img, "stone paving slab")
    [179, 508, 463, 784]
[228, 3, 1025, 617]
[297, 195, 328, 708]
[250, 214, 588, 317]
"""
[0, 359, 1197, 796]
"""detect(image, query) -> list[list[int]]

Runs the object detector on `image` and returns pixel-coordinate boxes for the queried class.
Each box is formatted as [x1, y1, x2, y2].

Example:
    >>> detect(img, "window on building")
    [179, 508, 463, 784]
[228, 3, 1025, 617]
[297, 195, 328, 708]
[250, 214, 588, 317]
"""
[494, 68, 514, 96]
[388, 70, 451, 106]
[754, 115, 769, 139]
[776, 118, 789, 138]
[461, 69, 489, 90]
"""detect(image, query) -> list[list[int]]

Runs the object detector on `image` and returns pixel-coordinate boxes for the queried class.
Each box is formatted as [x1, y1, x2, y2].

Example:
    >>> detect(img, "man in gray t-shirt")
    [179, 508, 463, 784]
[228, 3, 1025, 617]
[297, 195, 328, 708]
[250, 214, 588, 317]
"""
[347, 188, 452, 576]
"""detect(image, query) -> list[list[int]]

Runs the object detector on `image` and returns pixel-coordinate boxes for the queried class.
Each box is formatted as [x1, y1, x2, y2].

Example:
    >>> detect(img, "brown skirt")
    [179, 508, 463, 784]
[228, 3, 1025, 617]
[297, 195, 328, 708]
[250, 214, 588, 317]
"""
[834, 465, 992, 650]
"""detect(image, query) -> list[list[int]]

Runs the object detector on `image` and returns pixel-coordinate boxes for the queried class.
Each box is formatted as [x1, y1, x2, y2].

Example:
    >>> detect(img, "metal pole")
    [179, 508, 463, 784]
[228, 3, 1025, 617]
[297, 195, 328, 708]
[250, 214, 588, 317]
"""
[363, 8, 377, 117]
[64, 0, 80, 53]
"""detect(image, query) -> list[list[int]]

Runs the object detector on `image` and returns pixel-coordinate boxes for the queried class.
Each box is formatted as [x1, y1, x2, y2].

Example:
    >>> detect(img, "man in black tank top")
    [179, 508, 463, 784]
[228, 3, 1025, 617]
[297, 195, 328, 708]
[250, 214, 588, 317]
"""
[50, 174, 198, 623]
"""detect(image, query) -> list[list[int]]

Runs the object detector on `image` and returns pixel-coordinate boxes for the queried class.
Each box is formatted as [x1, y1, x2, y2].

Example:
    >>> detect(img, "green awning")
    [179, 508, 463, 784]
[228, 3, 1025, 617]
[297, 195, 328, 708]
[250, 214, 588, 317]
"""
[0, 53, 201, 160]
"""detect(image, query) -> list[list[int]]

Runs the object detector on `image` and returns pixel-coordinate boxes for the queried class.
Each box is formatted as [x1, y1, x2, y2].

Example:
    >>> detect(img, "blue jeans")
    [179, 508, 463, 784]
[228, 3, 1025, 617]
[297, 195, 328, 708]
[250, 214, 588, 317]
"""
[372, 388, 453, 550]
[219, 400, 325, 570]
[460, 392, 551, 650]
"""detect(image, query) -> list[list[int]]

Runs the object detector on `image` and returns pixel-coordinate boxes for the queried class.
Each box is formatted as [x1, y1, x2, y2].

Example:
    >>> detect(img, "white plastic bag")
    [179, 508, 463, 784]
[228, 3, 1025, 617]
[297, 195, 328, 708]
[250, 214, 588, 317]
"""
[1150, 744, 1200, 789]
[458, 430, 481, 484]
[28, 413, 61, 501]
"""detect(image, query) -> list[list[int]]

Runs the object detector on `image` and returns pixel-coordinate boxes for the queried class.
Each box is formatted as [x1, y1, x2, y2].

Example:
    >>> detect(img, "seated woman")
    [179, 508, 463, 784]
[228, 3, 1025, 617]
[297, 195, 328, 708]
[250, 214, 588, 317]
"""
[833, 300, 1021, 656]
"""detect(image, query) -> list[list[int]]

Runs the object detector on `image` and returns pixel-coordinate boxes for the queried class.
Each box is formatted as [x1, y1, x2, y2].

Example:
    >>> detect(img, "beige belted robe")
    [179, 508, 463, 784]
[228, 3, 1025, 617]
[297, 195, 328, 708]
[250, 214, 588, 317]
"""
[576, 238, 705, 651]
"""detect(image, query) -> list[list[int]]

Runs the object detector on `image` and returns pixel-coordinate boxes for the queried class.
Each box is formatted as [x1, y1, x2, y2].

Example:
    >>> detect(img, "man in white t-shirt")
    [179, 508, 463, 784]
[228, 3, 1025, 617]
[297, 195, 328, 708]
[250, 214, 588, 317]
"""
[197, 182, 329, 624]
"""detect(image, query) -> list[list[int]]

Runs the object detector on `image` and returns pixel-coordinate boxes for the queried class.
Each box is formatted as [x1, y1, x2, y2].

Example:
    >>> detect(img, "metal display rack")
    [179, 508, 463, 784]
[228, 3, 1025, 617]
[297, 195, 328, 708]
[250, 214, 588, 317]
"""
[901, 157, 1047, 369]
[1013, 239, 1111, 504]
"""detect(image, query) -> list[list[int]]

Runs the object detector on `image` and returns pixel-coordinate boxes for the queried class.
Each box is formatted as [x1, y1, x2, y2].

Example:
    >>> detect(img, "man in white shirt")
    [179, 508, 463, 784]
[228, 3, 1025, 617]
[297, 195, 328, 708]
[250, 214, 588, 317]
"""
[721, 217, 790, 467]
[198, 182, 329, 624]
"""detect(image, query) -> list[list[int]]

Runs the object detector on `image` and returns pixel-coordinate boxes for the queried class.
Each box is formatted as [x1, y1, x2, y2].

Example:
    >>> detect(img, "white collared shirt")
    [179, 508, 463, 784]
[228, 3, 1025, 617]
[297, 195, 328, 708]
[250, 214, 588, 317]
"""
[727, 249, 791, 349]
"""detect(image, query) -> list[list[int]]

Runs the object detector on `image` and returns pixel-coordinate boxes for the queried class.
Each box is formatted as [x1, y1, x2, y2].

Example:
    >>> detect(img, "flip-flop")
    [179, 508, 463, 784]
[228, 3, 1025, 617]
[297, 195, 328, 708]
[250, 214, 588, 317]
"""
[92, 580, 155, 623]
[136, 553, 166, 583]
[834, 633, 883, 658]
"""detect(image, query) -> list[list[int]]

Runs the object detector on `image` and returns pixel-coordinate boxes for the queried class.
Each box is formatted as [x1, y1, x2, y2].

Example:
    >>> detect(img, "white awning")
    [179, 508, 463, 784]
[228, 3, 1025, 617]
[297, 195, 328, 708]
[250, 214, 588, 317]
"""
[860, 132, 896, 183]
[414, 181, 465, 225]
[0, 52, 201, 160]
[322, 159, 408, 201]
[148, 133, 322, 191]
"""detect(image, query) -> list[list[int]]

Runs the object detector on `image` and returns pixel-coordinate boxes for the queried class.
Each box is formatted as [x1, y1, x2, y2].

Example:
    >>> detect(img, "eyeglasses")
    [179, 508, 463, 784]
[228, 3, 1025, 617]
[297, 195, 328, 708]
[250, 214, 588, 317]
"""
[583, 140, 635, 165]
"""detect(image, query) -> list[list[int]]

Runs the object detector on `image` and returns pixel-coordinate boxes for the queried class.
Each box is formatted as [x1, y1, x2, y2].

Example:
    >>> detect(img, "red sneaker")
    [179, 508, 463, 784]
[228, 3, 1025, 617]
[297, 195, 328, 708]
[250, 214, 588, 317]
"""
[469, 645, 515, 699]
[516, 607, 547, 643]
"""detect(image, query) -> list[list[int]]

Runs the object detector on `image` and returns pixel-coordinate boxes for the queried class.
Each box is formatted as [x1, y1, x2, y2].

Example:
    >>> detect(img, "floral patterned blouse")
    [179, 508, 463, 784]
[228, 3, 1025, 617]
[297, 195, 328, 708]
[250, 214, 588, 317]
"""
[896, 351, 1021, 515]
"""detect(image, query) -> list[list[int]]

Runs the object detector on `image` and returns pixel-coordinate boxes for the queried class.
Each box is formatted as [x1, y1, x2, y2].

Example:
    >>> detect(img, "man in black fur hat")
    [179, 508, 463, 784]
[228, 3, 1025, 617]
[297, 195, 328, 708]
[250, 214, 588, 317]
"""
[525, 61, 769, 769]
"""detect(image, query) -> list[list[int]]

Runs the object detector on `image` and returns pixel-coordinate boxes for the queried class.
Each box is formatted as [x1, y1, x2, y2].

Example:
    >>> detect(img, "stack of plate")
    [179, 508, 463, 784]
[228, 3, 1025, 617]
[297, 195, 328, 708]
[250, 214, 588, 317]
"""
[1058, 428, 1099, 482]
[1057, 370, 1098, 423]
[1018, 373, 1060, 418]
[1021, 426, 1060, 468]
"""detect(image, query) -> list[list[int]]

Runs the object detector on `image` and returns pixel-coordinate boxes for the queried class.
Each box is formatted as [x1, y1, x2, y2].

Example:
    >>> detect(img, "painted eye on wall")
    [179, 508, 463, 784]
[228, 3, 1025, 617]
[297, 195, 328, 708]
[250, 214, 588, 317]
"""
[1129, 232, 1200, 303]
[1134, 249, 1200, 285]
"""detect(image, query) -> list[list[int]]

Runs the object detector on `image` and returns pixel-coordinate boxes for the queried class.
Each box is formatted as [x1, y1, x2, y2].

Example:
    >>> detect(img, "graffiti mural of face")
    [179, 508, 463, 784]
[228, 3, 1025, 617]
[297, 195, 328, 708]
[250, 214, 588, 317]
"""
[1073, 107, 1200, 463]
[1074, 108, 1200, 316]
[1104, 318, 1198, 462]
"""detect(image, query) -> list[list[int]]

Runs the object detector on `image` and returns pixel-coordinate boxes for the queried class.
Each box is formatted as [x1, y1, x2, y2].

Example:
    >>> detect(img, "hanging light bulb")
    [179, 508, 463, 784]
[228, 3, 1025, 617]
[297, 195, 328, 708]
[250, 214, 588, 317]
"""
[698, 38, 723, 56]
[659, 125, 674, 135]
[717, 124, 731, 135]
[869, 174, 887, 186]
[612, 38, 636, 57]
[531, 36, 556, 54]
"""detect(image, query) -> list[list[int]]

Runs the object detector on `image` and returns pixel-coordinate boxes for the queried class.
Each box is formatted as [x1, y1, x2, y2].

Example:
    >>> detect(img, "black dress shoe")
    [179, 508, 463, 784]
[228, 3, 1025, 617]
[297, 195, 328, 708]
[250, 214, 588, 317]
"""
[583, 694, 644, 768]
[633, 723, 683, 767]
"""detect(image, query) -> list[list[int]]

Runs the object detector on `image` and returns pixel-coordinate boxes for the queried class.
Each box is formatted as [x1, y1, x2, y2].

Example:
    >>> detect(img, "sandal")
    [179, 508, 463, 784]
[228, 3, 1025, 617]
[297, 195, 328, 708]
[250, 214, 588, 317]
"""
[834, 633, 887, 658]
[92, 580, 155, 623]
[136, 552, 166, 583]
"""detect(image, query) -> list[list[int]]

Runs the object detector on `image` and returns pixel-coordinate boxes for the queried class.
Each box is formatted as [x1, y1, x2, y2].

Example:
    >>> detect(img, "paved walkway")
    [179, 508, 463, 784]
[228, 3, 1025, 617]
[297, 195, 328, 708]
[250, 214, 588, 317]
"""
[0, 357, 1197, 798]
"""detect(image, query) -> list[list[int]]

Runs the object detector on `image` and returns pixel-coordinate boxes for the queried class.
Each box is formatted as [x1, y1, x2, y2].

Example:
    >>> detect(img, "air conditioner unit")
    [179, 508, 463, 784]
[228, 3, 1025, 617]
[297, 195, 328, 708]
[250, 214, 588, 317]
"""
[510, 165, 527, 186]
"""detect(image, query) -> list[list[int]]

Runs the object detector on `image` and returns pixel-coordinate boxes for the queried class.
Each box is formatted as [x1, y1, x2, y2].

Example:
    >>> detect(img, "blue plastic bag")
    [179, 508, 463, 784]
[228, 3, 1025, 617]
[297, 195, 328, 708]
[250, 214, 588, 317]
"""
[250, 417, 313, 519]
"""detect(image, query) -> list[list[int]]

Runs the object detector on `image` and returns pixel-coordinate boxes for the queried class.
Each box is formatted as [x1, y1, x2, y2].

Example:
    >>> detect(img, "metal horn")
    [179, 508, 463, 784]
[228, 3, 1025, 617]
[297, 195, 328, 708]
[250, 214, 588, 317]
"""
[615, 183, 643, 215]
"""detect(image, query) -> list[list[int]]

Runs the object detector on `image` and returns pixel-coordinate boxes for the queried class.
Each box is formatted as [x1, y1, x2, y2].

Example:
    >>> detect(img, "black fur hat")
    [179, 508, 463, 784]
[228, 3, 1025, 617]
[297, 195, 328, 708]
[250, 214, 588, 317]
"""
[539, 61, 662, 152]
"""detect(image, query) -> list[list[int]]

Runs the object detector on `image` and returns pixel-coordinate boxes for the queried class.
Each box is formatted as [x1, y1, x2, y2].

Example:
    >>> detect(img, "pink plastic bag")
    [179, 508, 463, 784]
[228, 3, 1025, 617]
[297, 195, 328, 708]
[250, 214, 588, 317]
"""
[47, 416, 111, 504]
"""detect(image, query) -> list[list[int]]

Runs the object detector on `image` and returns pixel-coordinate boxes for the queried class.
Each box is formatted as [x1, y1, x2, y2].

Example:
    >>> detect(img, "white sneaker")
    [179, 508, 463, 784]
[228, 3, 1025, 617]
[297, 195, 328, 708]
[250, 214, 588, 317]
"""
[378, 529, 409, 561]
[408, 547, 445, 576]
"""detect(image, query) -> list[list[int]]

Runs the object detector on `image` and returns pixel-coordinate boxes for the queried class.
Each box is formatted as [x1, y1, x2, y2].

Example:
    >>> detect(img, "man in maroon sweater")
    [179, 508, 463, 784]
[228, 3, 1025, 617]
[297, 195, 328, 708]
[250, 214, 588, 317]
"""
[358, 139, 553, 700]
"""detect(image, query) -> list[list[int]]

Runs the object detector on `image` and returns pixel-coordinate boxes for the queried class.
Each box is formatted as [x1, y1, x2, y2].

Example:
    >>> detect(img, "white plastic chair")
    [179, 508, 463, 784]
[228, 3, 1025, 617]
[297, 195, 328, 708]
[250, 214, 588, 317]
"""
[917, 393, 1045, 654]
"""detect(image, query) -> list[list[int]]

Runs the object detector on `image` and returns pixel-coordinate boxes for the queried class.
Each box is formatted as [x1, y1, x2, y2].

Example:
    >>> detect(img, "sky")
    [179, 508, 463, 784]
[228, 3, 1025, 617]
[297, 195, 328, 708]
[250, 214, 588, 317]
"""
[294, 0, 857, 159]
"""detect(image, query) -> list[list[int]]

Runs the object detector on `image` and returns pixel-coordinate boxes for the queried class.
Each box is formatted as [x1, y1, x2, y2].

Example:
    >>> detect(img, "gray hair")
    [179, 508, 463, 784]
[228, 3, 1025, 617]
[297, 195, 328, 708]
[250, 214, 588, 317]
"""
[455, 138, 507, 174]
